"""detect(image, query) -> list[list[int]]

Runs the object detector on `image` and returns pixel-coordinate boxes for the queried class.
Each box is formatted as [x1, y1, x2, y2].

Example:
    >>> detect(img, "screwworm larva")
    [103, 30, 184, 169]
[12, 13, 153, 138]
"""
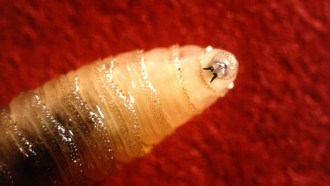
[0, 45, 238, 185]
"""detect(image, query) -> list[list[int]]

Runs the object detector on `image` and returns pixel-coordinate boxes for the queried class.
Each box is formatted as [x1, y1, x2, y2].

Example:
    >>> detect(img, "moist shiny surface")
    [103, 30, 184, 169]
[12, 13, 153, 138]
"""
[0, 45, 238, 185]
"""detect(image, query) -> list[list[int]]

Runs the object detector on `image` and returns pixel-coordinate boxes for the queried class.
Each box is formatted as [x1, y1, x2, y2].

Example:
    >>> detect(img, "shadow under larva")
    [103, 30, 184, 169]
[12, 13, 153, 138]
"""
[0, 45, 238, 185]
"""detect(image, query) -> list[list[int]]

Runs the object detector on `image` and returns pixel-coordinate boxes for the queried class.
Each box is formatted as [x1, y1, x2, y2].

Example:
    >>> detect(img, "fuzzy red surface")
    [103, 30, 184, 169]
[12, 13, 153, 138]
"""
[0, 0, 329, 185]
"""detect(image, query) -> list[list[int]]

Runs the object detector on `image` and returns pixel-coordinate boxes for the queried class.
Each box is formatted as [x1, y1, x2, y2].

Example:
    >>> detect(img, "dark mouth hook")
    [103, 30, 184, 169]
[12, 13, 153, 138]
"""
[210, 73, 218, 83]
[203, 67, 218, 83]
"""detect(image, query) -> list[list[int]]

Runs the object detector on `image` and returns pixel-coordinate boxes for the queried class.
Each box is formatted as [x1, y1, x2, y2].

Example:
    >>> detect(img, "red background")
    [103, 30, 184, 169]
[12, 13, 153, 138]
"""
[0, 0, 329, 185]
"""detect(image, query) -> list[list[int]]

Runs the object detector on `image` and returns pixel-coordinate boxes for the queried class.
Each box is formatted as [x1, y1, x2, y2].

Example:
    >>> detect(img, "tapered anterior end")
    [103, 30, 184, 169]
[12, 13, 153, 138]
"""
[201, 46, 239, 93]
[177, 45, 239, 117]
[118, 45, 239, 131]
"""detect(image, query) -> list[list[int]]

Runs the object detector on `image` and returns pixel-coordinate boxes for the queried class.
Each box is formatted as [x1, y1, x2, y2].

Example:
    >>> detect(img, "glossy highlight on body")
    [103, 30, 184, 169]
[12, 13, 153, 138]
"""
[0, 45, 238, 185]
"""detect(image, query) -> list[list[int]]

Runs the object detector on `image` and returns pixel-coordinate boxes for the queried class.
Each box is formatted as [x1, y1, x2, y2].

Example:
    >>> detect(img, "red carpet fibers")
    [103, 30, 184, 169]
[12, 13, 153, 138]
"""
[0, 0, 329, 185]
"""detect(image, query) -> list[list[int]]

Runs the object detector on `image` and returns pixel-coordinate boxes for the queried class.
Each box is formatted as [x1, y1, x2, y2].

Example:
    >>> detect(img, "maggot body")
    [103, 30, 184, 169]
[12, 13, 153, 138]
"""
[0, 45, 238, 185]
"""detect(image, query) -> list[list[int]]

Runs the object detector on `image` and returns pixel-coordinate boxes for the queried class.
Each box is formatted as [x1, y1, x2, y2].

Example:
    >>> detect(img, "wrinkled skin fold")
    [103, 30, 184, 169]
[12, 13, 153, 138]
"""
[0, 45, 238, 185]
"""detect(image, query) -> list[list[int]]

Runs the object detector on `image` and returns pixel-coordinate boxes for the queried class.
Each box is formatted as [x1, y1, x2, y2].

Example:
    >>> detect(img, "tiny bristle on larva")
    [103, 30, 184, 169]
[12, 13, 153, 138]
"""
[0, 45, 238, 185]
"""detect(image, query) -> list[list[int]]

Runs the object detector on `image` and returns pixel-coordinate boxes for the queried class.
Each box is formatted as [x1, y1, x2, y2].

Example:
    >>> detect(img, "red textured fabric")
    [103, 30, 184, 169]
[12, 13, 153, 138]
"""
[0, 0, 329, 185]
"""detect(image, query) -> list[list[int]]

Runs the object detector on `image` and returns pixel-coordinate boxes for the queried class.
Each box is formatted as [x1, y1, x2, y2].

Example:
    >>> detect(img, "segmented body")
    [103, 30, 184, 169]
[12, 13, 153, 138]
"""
[0, 45, 238, 185]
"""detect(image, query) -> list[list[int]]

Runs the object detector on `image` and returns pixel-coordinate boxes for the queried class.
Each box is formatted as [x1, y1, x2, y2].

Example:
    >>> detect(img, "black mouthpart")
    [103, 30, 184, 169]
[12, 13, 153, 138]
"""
[203, 67, 214, 71]
[210, 73, 218, 83]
